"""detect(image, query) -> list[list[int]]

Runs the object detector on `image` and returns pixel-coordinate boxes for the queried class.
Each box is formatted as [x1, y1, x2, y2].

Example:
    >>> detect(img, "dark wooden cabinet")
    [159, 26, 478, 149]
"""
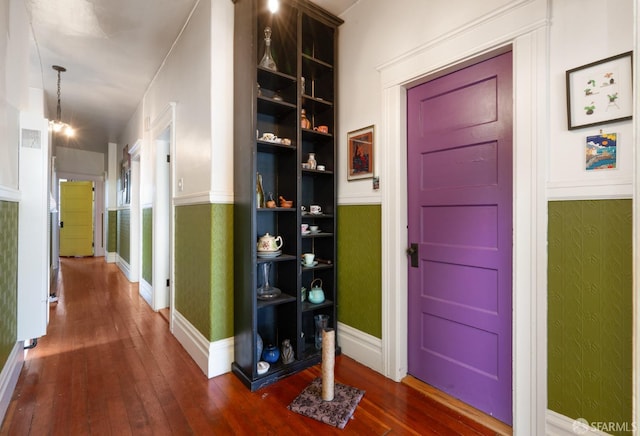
[232, 0, 342, 391]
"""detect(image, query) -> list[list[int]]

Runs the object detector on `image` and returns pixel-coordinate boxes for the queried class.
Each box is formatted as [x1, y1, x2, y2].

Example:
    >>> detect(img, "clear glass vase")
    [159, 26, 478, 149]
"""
[259, 27, 277, 71]
[314, 314, 329, 350]
[257, 262, 281, 300]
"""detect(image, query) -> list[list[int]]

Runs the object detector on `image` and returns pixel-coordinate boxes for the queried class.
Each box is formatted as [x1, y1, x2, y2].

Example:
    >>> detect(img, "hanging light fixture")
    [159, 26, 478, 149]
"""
[49, 65, 74, 137]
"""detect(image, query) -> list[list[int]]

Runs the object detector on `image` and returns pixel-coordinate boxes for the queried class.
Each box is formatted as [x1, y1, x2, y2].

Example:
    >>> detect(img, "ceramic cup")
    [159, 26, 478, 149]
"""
[310, 205, 322, 214]
[261, 132, 275, 141]
[309, 225, 319, 233]
[301, 223, 309, 233]
[303, 253, 315, 265]
[316, 165, 325, 171]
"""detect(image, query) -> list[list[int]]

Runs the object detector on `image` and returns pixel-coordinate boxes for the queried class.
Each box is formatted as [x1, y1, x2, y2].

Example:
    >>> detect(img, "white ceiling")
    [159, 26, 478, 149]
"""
[26, 0, 356, 154]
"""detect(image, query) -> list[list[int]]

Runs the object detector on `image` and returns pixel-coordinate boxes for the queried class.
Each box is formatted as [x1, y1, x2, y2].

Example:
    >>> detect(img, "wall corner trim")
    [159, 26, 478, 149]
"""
[0, 342, 25, 424]
[172, 310, 233, 378]
[337, 322, 383, 374]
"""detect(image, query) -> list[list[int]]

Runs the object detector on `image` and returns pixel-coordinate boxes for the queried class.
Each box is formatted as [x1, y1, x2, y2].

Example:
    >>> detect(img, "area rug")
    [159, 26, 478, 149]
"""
[287, 377, 365, 429]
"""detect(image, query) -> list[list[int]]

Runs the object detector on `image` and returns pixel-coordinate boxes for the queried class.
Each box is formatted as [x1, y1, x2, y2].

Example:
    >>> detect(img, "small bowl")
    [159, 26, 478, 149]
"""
[257, 361, 270, 375]
[280, 201, 293, 208]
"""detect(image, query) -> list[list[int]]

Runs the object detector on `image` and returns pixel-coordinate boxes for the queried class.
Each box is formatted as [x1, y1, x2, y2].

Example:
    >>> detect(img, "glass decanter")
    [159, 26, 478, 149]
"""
[257, 262, 281, 300]
[259, 27, 277, 71]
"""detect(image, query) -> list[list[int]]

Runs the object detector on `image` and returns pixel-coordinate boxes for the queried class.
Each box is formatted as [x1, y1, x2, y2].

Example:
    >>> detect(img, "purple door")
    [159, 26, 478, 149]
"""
[407, 52, 513, 425]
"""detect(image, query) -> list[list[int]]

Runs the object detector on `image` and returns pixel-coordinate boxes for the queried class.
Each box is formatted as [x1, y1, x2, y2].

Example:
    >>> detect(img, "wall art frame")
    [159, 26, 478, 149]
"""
[566, 51, 633, 130]
[347, 125, 374, 181]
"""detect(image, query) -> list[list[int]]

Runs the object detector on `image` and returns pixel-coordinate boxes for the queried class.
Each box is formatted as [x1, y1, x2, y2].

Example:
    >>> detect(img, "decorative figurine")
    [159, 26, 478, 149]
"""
[281, 339, 294, 364]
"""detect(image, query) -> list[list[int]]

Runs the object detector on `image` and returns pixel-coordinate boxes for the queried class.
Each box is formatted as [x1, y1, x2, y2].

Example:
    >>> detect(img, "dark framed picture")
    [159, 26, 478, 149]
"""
[347, 125, 374, 181]
[566, 51, 633, 130]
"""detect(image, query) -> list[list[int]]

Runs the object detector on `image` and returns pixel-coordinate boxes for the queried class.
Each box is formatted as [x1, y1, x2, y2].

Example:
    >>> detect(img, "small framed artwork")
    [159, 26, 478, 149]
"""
[586, 132, 617, 171]
[347, 125, 374, 181]
[566, 51, 633, 130]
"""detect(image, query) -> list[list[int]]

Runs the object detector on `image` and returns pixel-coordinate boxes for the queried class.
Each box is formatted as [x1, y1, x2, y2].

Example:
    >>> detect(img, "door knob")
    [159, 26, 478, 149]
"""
[406, 243, 419, 268]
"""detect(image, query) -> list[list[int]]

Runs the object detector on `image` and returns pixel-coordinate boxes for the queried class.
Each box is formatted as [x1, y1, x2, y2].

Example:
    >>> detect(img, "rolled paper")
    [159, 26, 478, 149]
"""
[321, 328, 335, 401]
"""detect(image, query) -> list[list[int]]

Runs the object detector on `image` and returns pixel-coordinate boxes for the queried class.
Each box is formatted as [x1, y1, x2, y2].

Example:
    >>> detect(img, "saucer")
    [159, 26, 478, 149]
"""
[310, 229, 321, 233]
[301, 230, 311, 235]
[257, 250, 282, 258]
[301, 261, 318, 267]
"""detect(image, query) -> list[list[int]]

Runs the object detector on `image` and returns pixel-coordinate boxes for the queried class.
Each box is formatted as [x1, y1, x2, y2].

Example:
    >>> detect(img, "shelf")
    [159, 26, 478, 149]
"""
[302, 168, 333, 176]
[301, 213, 334, 219]
[302, 298, 334, 312]
[257, 140, 296, 153]
[257, 292, 297, 309]
[302, 53, 333, 70]
[257, 206, 297, 212]
[301, 231, 333, 238]
[257, 67, 296, 91]
[257, 95, 297, 117]
[256, 253, 297, 263]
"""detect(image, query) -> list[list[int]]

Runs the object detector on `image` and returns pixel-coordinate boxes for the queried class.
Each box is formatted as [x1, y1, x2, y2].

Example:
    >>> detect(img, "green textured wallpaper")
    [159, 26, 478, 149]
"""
[142, 207, 153, 284]
[337, 204, 382, 338]
[548, 200, 632, 434]
[175, 203, 233, 341]
[0, 201, 18, 368]
[117, 209, 130, 263]
[107, 210, 117, 253]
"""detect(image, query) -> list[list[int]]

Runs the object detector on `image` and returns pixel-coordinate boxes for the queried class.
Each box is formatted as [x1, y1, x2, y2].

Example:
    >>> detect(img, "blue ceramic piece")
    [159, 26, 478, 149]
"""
[262, 344, 280, 363]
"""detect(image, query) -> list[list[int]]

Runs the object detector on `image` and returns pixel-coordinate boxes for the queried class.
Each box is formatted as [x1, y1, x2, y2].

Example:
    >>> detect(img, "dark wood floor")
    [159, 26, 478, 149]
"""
[1, 257, 509, 435]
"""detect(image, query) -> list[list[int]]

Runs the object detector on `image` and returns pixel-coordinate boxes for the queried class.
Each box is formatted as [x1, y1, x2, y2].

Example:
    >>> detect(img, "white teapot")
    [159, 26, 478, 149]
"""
[257, 233, 283, 252]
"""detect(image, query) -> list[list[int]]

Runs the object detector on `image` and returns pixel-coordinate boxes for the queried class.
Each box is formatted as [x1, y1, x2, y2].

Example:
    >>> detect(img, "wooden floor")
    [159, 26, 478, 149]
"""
[1, 257, 510, 435]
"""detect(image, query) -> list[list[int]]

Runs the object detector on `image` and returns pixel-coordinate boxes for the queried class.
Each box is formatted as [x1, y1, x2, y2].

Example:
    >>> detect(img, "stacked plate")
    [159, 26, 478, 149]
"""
[257, 250, 282, 258]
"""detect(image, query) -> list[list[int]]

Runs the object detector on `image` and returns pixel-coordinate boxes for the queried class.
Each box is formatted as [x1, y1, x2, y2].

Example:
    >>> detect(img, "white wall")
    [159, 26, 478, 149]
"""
[0, 0, 30, 194]
[547, 0, 633, 199]
[336, 0, 518, 205]
[55, 146, 105, 176]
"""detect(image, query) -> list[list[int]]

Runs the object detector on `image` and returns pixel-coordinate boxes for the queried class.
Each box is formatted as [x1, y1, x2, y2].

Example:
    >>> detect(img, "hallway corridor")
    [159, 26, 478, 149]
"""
[1, 258, 506, 435]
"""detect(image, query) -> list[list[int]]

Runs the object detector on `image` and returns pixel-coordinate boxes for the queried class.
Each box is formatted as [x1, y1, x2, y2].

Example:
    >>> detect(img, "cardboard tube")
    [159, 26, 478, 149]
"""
[322, 328, 335, 401]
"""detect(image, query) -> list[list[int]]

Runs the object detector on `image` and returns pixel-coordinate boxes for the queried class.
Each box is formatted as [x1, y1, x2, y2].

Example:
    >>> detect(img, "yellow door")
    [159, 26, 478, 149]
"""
[59, 181, 94, 256]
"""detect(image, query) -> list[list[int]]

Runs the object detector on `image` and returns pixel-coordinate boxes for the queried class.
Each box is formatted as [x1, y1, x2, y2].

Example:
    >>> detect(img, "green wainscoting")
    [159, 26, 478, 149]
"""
[117, 209, 130, 263]
[175, 203, 233, 341]
[0, 201, 18, 368]
[107, 210, 117, 253]
[337, 204, 382, 338]
[142, 207, 152, 284]
[548, 200, 632, 434]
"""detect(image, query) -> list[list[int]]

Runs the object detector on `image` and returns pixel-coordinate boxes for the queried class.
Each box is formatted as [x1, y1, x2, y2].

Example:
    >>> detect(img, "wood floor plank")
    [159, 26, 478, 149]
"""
[1, 258, 507, 435]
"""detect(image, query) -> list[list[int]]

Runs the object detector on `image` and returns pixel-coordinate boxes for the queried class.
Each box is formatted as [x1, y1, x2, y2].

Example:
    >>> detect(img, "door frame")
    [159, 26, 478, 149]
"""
[378, 20, 548, 434]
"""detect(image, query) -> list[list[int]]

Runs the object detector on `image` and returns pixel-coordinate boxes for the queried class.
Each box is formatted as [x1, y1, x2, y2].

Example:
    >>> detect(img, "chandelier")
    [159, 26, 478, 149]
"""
[49, 65, 74, 137]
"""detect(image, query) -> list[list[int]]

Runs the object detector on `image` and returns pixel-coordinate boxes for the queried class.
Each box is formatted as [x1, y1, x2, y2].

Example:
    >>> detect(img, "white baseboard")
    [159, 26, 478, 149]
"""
[105, 252, 117, 263]
[0, 342, 24, 424]
[140, 279, 153, 309]
[116, 256, 132, 280]
[172, 310, 233, 379]
[337, 322, 383, 374]
[546, 410, 611, 435]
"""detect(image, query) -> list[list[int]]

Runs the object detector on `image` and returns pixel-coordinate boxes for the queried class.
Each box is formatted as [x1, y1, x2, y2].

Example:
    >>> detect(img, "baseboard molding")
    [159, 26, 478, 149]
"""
[116, 256, 132, 281]
[546, 410, 610, 436]
[337, 322, 383, 374]
[172, 310, 233, 379]
[0, 342, 24, 424]
[105, 252, 117, 263]
[139, 279, 153, 309]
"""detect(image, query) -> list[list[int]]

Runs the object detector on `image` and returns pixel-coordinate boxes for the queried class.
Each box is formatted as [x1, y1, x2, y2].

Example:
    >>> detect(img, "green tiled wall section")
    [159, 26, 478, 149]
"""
[117, 209, 130, 263]
[142, 207, 152, 284]
[0, 201, 18, 368]
[107, 210, 117, 252]
[548, 200, 632, 434]
[337, 204, 382, 338]
[175, 203, 233, 341]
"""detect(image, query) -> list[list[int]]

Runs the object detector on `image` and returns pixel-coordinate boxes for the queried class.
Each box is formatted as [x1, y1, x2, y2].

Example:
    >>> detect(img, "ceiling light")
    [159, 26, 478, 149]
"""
[268, 0, 279, 13]
[49, 65, 74, 137]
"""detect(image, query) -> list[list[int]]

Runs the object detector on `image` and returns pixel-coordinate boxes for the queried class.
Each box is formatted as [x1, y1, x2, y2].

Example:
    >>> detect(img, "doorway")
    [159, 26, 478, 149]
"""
[59, 180, 94, 257]
[406, 52, 513, 424]
[152, 127, 171, 311]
